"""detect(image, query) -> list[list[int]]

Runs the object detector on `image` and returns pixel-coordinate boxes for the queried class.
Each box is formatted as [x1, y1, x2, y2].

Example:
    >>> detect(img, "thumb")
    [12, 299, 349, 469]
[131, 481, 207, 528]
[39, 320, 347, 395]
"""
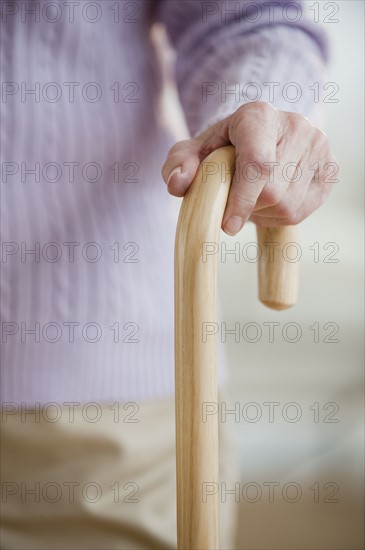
[161, 119, 230, 197]
[161, 139, 202, 197]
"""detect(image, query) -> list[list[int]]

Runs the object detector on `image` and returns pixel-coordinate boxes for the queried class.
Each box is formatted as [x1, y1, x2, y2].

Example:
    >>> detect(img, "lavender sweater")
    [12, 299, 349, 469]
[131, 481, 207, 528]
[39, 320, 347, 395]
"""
[1, 1, 328, 405]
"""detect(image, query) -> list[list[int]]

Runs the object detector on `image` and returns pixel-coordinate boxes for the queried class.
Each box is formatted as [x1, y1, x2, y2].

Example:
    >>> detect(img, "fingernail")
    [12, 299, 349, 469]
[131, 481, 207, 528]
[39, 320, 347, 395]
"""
[224, 216, 243, 236]
[167, 166, 182, 186]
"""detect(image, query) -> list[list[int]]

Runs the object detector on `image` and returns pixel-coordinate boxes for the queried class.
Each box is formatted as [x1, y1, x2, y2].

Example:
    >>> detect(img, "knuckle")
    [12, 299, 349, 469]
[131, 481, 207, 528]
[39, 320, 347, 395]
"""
[287, 211, 304, 225]
[251, 101, 274, 117]
[312, 127, 329, 148]
[250, 215, 266, 227]
[260, 185, 283, 207]
[167, 139, 191, 156]
[236, 101, 273, 119]
[289, 112, 310, 133]
[275, 201, 293, 219]
[242, 150, 272, 175]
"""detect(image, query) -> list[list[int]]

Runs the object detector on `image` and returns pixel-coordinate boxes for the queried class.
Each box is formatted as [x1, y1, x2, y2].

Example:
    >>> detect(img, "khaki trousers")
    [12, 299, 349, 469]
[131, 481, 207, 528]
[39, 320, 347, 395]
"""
[1, 398, 237, 549]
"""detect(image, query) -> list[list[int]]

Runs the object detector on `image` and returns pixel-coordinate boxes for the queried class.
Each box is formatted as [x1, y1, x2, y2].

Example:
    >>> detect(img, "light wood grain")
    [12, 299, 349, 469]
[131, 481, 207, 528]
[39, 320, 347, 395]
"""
[257, 225, 299, 310]
[174, 145, 299, 550]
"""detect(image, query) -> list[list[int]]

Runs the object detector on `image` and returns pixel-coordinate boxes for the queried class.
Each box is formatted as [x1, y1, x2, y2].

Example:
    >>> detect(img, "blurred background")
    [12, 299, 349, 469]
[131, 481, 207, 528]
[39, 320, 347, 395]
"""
[159, 1, 364, 547]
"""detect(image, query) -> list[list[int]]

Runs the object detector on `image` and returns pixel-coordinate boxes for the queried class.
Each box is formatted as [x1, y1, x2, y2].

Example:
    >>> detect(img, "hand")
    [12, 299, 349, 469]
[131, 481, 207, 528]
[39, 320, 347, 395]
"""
[162, 102, 337, 235]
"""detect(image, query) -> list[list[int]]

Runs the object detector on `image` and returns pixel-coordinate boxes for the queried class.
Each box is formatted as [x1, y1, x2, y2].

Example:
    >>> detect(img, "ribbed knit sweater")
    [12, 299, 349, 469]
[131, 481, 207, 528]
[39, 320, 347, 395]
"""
[1, 1, 328, 404]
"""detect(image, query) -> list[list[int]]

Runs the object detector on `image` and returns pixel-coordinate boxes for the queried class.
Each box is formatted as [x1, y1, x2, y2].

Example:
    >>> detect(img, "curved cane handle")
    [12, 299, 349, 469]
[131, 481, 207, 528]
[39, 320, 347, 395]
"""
[174, 145, 299, 550]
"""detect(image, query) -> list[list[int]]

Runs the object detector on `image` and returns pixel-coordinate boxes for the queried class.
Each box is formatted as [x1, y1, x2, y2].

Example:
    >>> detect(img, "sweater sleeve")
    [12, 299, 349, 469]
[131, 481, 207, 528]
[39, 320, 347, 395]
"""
[155, 0, 329, 135]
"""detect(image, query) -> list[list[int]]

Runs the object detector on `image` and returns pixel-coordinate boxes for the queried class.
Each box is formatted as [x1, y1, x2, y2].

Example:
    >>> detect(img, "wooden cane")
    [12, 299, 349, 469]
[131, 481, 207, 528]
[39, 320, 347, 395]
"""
[174, 145, 299, 550]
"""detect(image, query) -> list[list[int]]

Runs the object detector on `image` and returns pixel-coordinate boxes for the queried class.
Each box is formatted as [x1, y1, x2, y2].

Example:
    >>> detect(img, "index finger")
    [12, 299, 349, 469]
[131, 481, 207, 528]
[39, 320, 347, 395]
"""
[223, 102, 279, 235]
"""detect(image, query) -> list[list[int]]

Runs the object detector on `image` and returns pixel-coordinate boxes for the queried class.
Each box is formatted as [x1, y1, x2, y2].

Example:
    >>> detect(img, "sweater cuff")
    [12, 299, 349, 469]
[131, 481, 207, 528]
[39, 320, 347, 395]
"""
[178, 25, 328, 137]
